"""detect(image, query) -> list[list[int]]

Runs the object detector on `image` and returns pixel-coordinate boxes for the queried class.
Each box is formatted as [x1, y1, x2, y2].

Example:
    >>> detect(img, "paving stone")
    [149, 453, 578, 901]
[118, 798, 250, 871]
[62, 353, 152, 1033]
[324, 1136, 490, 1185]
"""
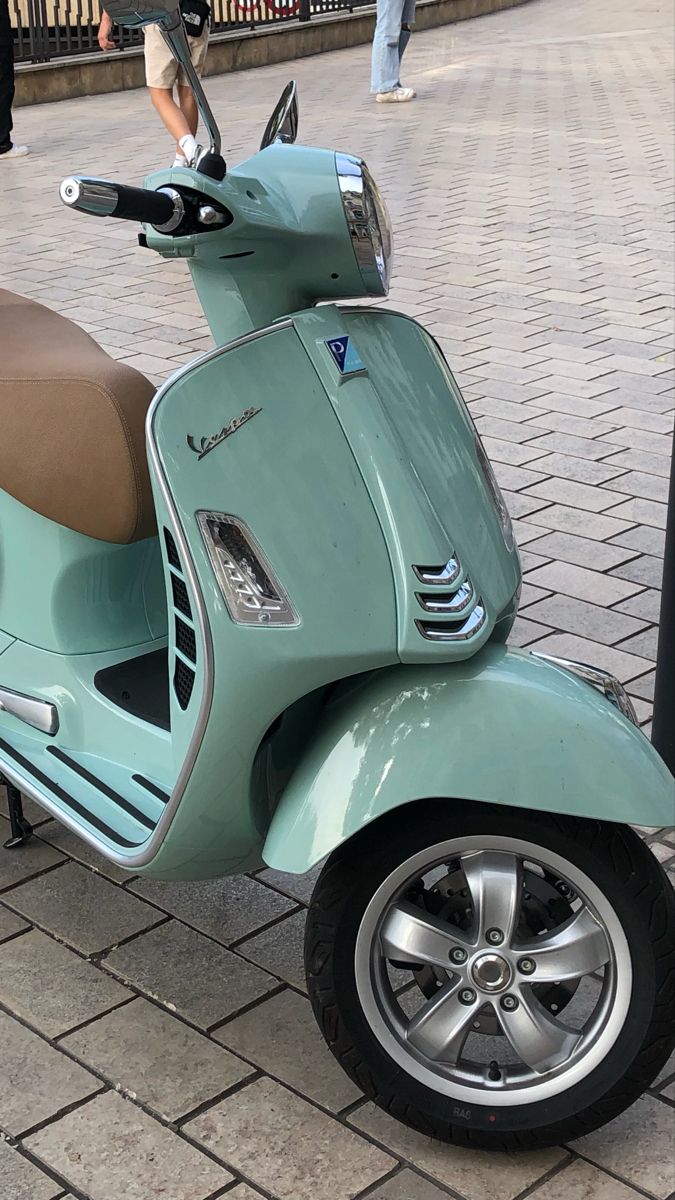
[38, 823, 134, 884]
[257, 861, 324, 906]
[628, 670, 656, 702]
[350, 1104, 566, 1200]
[363, 1170, 452, 1199]
[0, 900, 28, 941]
[25, 1090, 232, 1200]
[524, 595, 645, 646]
[105, 919, 277, 1029]
[526, 453, 626, 487]
[525, 531, 636, 572]
[0, 1138, 63, 1200]
[3, 862, 161, 955]
[227, 1187, 265, 1200]
[605, 497, 668, 529]
[0, 928, 131, 1036]
[63, 996, 253, 1122]
[611, 470, 670, 503]
[187, 1077, 395, 1200]
[523, 478, 625, 514]
[481, 436, 550, 466]
[523, 505, 633, 541]
[509, 617, 552, 646]
[0, 839, 64, 891]
[528, 1158, 639, 1200]
[237, 910, 307, 991]
[609, 524, 666, 556]
[611, 555, 664, 590]
[215, 988, 360, 1112]
[572, 1095, 675, 1198]
[604, 448, 672, 478]
[0, 1009, 100, 1136]
[525, 561, 642, 606]
[528, 632, 654, 684]
[128, 873, 296, 945]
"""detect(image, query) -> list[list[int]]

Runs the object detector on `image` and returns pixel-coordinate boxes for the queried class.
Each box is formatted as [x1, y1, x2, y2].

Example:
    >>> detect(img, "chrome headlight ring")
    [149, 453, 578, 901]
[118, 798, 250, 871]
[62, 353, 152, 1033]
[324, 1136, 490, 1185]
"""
[335, 152, 393, 296]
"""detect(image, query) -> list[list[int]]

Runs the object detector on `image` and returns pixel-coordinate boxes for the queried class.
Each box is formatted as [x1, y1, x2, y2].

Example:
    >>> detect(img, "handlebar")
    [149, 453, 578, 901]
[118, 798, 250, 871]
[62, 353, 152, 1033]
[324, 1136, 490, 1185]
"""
[59, 177, 183, 232]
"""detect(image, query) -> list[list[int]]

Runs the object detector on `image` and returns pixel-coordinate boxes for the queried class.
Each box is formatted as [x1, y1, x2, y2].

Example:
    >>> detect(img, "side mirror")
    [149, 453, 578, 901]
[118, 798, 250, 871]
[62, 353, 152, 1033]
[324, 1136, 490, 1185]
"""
[101, 0, 222, 159]
[101, 0, 180, 27]
[260, 81, 299, 151]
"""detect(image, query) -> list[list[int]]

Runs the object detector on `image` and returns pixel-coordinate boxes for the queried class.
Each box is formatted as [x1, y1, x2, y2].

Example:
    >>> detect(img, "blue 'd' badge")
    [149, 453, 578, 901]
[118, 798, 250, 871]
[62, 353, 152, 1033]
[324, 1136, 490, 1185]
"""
[325, 336, 366, 376]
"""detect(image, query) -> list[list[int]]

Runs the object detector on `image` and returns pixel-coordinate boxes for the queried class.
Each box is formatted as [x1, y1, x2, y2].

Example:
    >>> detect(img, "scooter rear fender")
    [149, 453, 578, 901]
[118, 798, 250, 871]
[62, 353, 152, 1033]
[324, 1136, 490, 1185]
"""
[263, 644, 675, 873]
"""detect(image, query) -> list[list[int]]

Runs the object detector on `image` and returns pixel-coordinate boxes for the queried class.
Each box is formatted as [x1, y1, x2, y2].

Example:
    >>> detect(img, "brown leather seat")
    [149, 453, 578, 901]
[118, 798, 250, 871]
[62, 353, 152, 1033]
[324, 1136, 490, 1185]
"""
[0, 289, 156, 544]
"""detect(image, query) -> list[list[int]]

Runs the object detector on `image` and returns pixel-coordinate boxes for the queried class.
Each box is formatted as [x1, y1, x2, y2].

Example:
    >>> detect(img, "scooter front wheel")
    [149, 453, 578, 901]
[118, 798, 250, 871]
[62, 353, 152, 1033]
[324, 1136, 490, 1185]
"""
[305, 800, 675, 1149]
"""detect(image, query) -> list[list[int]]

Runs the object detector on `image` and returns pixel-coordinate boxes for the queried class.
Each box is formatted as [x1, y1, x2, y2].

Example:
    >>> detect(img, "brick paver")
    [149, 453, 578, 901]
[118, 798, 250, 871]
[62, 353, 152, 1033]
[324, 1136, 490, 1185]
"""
[1, 0, 674, 1195]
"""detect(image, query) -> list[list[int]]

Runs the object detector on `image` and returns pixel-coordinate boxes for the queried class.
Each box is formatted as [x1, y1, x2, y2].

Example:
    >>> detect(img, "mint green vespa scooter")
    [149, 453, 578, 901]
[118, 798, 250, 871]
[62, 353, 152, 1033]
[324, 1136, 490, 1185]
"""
[0, 0, 673, 1150]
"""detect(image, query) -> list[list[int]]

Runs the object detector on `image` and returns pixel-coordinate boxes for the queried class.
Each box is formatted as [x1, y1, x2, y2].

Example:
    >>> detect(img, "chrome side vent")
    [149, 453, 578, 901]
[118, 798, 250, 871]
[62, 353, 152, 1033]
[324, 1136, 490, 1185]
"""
[412, 552, 487, 644]
[416, 580, 475, 615]
[413, 558, 461, 586]
[416, 604, 486, 642]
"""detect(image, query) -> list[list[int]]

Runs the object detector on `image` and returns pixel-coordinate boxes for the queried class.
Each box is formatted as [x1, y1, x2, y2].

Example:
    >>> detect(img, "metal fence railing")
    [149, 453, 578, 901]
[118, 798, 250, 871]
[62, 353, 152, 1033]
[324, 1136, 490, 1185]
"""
[13, 0, 370, 64]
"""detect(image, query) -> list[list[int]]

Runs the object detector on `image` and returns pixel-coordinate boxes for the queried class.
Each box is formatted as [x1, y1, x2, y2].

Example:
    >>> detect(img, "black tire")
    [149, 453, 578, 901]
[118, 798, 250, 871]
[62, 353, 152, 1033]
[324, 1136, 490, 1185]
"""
[304, 800, 675, 1150]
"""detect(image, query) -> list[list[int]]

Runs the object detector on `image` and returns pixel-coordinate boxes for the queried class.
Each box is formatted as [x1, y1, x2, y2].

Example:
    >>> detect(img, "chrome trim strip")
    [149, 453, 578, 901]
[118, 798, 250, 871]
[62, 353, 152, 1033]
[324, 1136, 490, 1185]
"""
[0, 686, 59, 736]
[416, 580, 475, 616]
[413, 558, 461, 587]
[416, 603, 486, 643]
[532, 653, 639, 727]
[0, 321, 294, 869]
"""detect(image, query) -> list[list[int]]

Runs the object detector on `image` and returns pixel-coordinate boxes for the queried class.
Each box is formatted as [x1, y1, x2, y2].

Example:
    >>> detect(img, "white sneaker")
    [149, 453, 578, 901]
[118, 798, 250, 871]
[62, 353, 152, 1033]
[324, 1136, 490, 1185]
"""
[0, 144, 30, 159]
[375, 87, 415, 103]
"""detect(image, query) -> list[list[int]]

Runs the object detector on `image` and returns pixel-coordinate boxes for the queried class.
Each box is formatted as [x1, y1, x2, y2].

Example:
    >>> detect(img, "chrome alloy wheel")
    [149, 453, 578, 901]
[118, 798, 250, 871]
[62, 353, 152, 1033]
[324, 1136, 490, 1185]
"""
[354, 836, 632, 1106]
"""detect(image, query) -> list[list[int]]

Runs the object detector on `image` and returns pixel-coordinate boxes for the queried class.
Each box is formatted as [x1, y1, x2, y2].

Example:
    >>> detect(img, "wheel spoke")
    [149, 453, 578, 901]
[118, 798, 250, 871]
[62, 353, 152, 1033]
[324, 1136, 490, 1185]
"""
[518, 908, 610, 982]
[406, 981, 477, 1063]
[499, 991, 581, 1072]
[380, 901, 471, 969]
[462, 851, 522, 944]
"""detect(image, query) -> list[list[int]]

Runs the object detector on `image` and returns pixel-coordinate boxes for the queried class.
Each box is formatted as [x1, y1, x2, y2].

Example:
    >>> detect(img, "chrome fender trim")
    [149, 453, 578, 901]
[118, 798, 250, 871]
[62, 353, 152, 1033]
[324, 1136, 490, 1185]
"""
[531, 652, 639, 727]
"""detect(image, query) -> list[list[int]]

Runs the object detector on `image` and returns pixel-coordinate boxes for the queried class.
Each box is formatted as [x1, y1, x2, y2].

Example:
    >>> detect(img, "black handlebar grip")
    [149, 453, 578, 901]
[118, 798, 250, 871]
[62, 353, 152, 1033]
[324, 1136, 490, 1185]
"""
[110, 183, 176, 225]
[60, 177, 178, 228]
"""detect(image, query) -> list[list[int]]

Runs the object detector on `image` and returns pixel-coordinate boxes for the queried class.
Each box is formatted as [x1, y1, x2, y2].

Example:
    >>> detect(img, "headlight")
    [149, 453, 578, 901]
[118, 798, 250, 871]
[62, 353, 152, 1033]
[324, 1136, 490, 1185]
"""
[335, 152, 393, 296]
[474, 437, 516, 553]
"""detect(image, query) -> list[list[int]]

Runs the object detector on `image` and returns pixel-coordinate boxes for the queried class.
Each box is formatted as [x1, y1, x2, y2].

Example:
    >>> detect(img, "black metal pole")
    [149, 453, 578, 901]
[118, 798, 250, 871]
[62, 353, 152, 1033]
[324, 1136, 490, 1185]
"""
[651, 435, 675, 776]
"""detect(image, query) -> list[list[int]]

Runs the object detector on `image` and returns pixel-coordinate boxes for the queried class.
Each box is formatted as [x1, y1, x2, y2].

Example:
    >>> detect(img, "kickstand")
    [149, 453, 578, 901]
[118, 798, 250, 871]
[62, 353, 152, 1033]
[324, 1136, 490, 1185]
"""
[2, 779, 34, 849]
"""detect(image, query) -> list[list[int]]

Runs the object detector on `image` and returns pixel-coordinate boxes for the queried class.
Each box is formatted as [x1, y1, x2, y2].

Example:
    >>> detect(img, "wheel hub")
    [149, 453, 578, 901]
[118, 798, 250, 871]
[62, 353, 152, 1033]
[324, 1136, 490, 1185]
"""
[470, 952, 512, 993]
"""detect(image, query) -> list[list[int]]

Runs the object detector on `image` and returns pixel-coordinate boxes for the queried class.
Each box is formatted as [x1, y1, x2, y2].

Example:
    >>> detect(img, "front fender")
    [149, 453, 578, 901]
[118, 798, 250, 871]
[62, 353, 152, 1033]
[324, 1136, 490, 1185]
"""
[263, 645, 675, 872]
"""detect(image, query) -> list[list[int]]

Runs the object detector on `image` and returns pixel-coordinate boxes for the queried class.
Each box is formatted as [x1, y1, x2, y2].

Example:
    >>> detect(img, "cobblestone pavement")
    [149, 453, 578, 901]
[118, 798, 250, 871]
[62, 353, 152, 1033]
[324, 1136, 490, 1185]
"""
[1, 0, 675, 1196]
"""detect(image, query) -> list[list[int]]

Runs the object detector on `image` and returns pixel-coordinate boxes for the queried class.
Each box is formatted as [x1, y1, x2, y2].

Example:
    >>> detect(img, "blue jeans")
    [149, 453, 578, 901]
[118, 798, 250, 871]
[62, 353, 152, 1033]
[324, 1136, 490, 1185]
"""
[371, 0, 416, 94]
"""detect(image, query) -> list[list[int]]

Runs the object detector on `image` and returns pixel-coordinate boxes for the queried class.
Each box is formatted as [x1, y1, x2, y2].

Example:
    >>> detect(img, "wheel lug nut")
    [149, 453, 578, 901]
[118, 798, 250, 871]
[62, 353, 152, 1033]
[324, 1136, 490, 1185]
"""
[486, 928, 503, 945]
[450, 947, 468, 964]
[459, 988, 476, 1005]
[518, 958, 536, 975]
[501, 994, 518, 1011]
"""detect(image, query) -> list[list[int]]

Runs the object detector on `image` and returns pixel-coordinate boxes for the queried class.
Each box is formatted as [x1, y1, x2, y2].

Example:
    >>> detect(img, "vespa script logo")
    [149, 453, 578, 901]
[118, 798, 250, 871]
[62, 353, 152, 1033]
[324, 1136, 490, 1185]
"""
[186, 406, 262, 461]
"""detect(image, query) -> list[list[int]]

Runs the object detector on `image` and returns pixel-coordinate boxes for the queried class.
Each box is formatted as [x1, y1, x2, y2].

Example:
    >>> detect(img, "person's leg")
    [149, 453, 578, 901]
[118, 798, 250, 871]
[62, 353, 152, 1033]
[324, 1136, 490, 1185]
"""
[371, 0, 406, 95]
[148, 85, 192, 155]
[177, 85, 198, 138]
[0, 37, 15, 153]
[398, 0, 416, 81]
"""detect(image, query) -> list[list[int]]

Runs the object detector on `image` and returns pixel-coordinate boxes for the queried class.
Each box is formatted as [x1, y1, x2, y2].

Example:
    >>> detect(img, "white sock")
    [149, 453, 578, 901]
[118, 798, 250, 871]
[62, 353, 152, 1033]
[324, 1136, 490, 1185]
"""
[172, 154, 186, 168]
[178, 134, 199, 165]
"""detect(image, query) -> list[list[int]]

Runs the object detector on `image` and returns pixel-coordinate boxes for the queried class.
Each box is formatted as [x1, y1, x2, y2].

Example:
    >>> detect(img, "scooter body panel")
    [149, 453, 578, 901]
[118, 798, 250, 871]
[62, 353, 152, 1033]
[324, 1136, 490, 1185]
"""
[142, 319, 400, 878]
[263, 644, 675, 873]
[0, 488, 166, 653]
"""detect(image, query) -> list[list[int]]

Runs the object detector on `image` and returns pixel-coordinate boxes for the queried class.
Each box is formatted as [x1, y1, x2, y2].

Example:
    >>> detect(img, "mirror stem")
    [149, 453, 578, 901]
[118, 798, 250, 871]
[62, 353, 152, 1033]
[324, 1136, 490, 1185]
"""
[160, 20, 222, 156]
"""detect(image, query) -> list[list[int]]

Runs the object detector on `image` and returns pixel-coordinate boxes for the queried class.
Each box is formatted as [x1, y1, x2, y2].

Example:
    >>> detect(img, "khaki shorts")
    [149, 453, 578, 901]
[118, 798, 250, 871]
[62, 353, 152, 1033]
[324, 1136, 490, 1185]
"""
[144, 23, 209, 90]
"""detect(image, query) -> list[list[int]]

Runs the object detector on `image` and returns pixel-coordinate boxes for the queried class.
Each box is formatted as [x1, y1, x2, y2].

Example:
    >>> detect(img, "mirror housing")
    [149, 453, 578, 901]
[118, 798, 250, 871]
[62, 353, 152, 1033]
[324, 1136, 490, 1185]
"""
[101, 0, 222, 158]
[260, 81, 299, 151]
[101, 0, 180, 27]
